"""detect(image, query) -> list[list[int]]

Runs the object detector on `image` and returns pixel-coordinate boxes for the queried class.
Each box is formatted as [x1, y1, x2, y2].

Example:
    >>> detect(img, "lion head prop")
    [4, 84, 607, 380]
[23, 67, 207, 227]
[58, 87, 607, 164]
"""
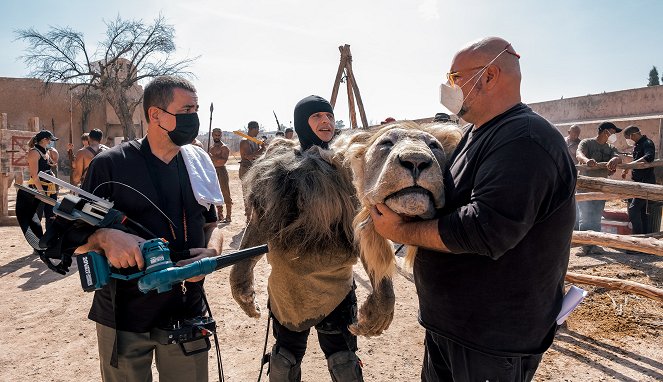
[334, 121, 462, 283]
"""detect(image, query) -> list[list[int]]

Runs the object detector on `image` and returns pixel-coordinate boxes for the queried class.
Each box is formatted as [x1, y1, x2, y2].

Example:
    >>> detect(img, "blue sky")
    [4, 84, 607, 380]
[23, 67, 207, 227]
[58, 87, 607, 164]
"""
[1, 0, 662, 133]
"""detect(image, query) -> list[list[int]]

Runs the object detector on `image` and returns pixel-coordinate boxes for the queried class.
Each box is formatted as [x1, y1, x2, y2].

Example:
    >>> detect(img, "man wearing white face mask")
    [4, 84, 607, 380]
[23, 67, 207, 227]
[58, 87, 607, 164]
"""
[621, 125, 657, 234]
[576, 121, 622, 241]
[370, 37, 577, 381]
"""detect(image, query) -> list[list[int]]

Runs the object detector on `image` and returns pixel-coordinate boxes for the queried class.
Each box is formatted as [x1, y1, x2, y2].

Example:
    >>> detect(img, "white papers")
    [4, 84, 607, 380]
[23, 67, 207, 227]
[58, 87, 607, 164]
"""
[556, 285, 588, 325]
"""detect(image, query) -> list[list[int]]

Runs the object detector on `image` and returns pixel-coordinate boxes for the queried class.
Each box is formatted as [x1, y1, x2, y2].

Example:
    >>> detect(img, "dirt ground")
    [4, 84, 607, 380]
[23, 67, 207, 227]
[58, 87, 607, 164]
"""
[0, 165, 661, 381]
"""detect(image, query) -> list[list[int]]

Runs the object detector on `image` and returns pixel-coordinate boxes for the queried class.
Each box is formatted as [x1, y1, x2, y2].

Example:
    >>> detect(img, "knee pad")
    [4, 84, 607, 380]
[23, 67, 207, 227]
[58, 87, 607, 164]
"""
[269, 345, 302, 382]
[327, 350, 364, 382]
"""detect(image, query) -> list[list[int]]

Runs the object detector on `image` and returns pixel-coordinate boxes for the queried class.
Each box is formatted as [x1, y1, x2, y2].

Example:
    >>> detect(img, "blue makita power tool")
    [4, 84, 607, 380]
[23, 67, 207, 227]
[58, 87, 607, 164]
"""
[77, 238, 268, 294]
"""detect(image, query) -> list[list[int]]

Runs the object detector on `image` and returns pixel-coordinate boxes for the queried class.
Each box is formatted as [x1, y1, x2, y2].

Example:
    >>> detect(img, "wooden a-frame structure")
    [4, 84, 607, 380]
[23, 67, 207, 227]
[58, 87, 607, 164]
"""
[330, 44, 368, 129]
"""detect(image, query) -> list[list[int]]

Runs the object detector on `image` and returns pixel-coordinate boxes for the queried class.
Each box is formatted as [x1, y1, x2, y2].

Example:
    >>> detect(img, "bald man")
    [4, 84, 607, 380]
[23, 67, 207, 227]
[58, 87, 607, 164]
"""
[370, 37, 577, 381]
[565, 124, 581, 165]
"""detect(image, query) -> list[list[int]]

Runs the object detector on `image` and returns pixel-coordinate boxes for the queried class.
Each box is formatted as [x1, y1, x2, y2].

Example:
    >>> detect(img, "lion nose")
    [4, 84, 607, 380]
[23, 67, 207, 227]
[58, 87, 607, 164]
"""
[398, 152, 432, 179]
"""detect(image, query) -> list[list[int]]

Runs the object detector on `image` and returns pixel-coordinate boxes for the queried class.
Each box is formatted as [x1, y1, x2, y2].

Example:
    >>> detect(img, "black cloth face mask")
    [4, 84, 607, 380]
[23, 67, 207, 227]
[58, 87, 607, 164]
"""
[157, 108, 200, 146]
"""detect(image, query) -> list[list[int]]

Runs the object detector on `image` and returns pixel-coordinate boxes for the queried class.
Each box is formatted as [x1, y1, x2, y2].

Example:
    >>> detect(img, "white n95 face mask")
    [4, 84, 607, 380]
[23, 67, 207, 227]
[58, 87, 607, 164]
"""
[626, 138, 635, 147]
[607, 134, 617, 144]
[439, 83, 464, 115]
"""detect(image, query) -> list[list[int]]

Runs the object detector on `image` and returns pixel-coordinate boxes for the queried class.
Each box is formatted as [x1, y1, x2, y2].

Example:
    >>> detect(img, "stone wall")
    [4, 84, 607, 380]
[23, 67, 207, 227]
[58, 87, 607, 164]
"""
[529, 86, 663, 155]
[0, 77, 145, 153]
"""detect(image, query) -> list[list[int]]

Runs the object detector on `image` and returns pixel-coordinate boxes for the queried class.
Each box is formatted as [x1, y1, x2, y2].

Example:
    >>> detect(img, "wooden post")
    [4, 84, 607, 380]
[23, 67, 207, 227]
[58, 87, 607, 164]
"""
[566, 272, 663, 303]
[575, 192, 621, 202]
[28, 117, 40, 132]
[330, 46, 348, 108]
[572, 230, 663, 255]
[342, 45, 368, 128]
[577, 175, 663, 201]
[346, 61, 358, 129]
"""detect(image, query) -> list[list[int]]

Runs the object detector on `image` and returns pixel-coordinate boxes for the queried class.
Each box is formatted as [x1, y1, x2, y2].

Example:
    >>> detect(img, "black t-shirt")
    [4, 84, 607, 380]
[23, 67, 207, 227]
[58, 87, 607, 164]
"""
[631, 136, 656, 184]
[415, 103, 577, 355]
[82, 138, 216, 332]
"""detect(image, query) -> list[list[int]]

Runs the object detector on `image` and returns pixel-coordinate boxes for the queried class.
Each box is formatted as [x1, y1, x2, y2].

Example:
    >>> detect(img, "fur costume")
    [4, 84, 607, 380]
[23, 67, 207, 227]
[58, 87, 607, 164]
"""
[230, 121, 461, 337]
[230, 138, 394, 334]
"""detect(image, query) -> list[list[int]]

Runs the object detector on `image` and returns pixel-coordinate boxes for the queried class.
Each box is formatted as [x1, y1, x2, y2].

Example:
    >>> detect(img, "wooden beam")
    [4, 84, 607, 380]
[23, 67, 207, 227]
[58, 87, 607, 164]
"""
[572, 230, 663, 256]
[576, 159, 663, 170]
[397, 256, 663, 302]
[330, 45, 348, 108]
[565, 272, 663, 303]
[577, 175, 663, 201]
[575, 192, 621, 202]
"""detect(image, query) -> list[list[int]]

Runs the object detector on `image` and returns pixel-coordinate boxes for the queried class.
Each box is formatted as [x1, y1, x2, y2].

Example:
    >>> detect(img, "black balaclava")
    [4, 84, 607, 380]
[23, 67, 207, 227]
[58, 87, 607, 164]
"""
[294, 95, 334, 151]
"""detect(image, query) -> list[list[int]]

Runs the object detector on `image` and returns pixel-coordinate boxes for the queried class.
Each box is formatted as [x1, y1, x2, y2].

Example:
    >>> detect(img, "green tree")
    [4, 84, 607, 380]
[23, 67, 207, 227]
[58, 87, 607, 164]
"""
[647, 66, 660, 86]
[16, 15, 197, 140]
[335, 120, 346, 130]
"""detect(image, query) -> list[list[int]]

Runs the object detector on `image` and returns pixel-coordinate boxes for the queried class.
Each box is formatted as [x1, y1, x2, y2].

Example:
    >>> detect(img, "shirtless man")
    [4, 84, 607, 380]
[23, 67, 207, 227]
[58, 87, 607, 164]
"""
[72, 129, 106, 186]
[208, 128, 233, 223]
[239, 121, 264, 219]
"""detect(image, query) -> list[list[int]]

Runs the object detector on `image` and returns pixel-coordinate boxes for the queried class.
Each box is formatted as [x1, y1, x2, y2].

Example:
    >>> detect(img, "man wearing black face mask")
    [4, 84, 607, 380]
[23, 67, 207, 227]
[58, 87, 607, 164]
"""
[78, 76, 223, 381]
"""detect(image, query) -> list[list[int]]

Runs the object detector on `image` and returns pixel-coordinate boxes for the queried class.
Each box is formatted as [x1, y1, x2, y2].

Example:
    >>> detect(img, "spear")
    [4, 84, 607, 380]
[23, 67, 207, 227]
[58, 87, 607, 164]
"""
[273, 110, 282, 131]
[207, 102, 214, 151]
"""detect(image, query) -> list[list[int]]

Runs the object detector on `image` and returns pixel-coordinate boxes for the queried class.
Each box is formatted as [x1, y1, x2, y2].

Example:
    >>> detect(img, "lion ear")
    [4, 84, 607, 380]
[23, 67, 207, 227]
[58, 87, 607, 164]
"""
[333, 130, 373, 164]
[426, 123, 462, 157]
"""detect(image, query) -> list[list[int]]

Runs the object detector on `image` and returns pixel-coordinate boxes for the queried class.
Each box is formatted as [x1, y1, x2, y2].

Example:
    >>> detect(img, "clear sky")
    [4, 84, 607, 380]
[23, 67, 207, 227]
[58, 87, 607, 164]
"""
[1, 0, 663, 133]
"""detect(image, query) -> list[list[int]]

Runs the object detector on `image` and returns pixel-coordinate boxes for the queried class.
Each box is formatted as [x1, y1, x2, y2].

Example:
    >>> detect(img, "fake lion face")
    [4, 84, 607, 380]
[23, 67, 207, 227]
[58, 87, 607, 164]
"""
[338, 121, 461, 219]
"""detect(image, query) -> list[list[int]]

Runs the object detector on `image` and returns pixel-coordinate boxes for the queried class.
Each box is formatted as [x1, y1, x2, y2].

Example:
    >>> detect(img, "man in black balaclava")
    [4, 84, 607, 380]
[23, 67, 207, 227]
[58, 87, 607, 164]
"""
[294, 95, 335, 151]
[236, 95, 366, 381]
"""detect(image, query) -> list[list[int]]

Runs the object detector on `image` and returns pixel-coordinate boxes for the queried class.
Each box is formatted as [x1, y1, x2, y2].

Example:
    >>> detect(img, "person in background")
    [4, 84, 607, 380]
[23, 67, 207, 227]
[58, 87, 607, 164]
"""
[239, 121, 265, 220]
[576, 122, 622, 255]
[622, 125, 657, 234]
[284, 127, 294, 140]
[72, 129, 107, 186]
[68, 132, 90, 184]
[26, 130, 59, 231]
[565, 124, 581, 165]
[433, 112, 451, 123]
[208, 128, 233, 223]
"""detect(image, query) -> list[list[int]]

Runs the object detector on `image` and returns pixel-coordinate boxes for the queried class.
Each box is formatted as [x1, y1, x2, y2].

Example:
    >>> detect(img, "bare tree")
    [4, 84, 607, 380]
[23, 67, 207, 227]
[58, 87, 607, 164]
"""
[16, 15, 197, 140]
[75, 87, 103, 133]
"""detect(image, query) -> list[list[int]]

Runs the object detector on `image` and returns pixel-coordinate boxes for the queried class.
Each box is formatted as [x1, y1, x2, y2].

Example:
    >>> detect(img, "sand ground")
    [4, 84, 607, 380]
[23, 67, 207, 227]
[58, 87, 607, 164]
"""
[0, 164, 661, 381]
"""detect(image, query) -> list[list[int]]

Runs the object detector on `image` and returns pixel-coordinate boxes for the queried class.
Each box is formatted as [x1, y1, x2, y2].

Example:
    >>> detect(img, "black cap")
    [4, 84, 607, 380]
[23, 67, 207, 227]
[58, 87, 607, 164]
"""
[33, 130, 58, 142]
[294, 95, 334, 151]
[284, 127, 294, 133]
[622, 125, 640, 136]
[597, 121, 622, 133]
[433, 112, 451, 122]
